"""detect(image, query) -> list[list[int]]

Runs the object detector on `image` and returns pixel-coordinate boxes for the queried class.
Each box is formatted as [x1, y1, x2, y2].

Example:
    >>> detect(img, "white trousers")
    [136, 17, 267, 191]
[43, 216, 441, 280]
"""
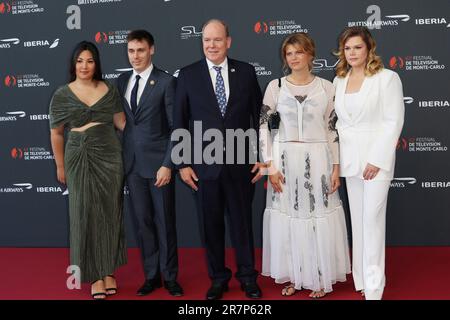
[345, 177, 391, 300]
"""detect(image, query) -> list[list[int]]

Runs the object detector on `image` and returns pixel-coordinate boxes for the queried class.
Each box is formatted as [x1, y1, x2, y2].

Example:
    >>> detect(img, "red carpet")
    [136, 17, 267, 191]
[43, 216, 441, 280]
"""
[0, 247, 449, 300]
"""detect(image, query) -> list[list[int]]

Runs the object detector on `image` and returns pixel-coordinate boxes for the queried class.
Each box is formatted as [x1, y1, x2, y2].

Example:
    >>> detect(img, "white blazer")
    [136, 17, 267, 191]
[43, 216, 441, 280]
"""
[333, 69, 405, 180]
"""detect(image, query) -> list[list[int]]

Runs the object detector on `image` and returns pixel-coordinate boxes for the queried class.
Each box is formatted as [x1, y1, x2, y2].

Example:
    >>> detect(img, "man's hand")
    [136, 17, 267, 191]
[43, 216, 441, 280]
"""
[251, 162, 267, 184]
[154, 166, 172, 188]
[179, 166, 199, 191]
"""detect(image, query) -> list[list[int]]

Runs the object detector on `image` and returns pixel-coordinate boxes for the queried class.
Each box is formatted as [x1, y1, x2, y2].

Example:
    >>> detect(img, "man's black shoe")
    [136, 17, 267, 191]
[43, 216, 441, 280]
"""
[164, 280, 184, 297]
[240, 282, 262, 299]
[206, 283, 229, 300]
[136, 278, 162, 296]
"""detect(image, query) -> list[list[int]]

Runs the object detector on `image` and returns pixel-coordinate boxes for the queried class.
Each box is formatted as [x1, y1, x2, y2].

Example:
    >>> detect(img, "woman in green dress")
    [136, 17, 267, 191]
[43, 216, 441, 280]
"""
[49, 41, 127, 299]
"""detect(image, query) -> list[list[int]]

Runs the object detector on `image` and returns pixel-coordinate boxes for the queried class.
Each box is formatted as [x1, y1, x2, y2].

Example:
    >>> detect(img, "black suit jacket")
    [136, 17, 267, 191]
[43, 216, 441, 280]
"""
[117, 66, 175, 178]
[173, 58, 262, 180]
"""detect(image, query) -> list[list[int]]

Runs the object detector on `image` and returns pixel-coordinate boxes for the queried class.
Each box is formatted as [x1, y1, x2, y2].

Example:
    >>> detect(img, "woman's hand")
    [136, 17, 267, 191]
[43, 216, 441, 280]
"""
[363, 163, 380, 180]
[57, 166, 66, 184]
[329, 165, 340, 194]
[269, 171, 285, 193]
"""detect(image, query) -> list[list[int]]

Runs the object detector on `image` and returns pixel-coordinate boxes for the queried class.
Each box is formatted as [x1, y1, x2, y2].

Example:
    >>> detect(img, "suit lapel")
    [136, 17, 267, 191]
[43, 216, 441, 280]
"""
[120, 71, 134, 118]
[200, 59, 223, 119]
[336, 72, 351, 122]
[135, 67, 159, 116]
[224, 58, 238, 119]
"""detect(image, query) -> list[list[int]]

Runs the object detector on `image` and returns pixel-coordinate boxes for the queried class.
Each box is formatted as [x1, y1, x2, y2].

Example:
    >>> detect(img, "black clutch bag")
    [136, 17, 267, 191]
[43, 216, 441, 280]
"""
[268, 112, 280, 131]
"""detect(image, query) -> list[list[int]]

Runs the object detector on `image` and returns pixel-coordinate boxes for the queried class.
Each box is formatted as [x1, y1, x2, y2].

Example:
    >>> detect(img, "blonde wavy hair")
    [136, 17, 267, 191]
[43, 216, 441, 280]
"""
[281, 32, 315, 73]
[334, 26, 383, 78]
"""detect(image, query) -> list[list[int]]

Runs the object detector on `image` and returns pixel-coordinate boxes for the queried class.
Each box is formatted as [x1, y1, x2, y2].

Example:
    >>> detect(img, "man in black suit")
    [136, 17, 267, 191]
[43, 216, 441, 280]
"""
[117, 30, 182, 297]
[173, 19, 264, 300]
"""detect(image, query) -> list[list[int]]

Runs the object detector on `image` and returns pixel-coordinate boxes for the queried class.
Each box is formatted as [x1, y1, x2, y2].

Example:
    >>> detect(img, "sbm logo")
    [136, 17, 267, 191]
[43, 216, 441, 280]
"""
[312, 59, 339, 70]
[180, 26, 202, 36]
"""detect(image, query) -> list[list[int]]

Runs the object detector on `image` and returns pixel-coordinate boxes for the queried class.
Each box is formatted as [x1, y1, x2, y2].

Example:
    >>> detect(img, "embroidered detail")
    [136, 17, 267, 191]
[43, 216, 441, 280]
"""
[304, 153, 311, 180]
[295, 95, 307, 104]
[304, 181, 315, 213]
[259, 138, 265, 155]
[328, 109, 339, 142]
[304, 153, 315, 212]
[259, 104, 271, 125]
[321, 174, 329, 208]
[294, 178, 299, 211]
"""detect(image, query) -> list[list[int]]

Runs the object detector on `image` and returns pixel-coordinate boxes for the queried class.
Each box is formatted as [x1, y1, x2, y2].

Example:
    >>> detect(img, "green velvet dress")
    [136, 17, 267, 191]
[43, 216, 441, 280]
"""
[49, 81, 127, 283]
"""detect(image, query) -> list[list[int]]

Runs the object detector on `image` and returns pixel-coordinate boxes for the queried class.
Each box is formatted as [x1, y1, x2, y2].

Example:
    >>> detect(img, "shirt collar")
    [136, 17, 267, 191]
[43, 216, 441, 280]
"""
[133, 63, 153, 82]
[206, 57, 228, 72]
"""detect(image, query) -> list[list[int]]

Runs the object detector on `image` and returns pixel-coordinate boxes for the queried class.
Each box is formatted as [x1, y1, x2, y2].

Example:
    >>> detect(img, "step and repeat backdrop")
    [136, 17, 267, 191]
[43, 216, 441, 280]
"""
[0, 0, 449, 247]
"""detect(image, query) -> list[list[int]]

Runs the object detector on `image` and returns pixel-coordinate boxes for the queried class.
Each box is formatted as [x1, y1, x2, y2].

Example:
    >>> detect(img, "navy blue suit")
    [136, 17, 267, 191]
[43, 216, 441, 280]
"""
[117, 66, 178, 282]
[173, 58, 262, 284]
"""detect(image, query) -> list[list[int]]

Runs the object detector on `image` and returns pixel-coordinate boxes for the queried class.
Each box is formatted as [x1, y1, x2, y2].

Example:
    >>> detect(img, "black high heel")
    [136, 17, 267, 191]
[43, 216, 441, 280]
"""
[104, 275, 117, 296]
[91, 279, 107, 300]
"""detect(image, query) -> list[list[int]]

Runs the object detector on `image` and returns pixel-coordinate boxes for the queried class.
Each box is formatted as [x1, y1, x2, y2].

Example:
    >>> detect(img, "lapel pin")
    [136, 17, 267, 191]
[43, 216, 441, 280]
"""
[150, 80, 155, 85]
[230, 68, 235, 73]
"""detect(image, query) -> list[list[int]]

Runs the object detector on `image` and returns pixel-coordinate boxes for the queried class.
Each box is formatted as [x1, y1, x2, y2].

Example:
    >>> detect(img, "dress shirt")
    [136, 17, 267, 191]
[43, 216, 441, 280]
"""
[206, 58, 230, 101]
[125, 63, 154, 109]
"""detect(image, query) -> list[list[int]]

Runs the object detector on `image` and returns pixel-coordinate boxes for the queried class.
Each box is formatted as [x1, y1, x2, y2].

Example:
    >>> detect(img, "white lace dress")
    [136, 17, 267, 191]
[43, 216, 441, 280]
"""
[260, 76, 351, 293]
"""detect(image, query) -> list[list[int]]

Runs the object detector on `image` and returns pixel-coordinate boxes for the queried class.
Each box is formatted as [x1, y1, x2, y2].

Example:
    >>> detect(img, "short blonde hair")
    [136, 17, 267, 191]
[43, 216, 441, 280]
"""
[334, 26, 383, 78]
[281, 33, 315, 72]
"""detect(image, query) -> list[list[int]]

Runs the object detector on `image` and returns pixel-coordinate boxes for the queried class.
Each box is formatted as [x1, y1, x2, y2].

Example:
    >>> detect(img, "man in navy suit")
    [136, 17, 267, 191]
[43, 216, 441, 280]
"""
[173, 19, 264, 300]
[117, 30, 183, 297]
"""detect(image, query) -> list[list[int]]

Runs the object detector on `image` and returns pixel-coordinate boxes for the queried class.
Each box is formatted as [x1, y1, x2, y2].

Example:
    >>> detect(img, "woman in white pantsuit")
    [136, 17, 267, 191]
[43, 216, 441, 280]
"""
[333, 27, 405, 300]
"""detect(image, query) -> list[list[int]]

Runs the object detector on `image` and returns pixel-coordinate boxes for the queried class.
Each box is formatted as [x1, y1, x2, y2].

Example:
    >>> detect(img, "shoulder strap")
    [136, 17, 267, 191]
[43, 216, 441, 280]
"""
[273, 78, 282, 107]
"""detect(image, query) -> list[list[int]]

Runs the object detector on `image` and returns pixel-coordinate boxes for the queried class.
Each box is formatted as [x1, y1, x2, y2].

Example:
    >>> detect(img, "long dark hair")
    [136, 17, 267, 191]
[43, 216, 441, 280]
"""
[69, 41, 103, 82]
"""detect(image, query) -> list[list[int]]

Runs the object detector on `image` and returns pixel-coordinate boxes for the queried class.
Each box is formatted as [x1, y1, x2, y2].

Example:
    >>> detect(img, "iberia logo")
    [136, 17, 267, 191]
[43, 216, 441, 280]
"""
[95, 32, 108, 44]
[11, 147, 24, 159]
[389, 56, 405, 69]
[4, 75, 17, 87]
[0, 2, 11, 14]
[254, 21, 269, 34]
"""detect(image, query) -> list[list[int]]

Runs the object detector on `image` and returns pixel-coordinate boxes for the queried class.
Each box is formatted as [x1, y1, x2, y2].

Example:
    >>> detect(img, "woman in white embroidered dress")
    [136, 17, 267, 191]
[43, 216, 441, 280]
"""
[260, 33, 350, 298]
